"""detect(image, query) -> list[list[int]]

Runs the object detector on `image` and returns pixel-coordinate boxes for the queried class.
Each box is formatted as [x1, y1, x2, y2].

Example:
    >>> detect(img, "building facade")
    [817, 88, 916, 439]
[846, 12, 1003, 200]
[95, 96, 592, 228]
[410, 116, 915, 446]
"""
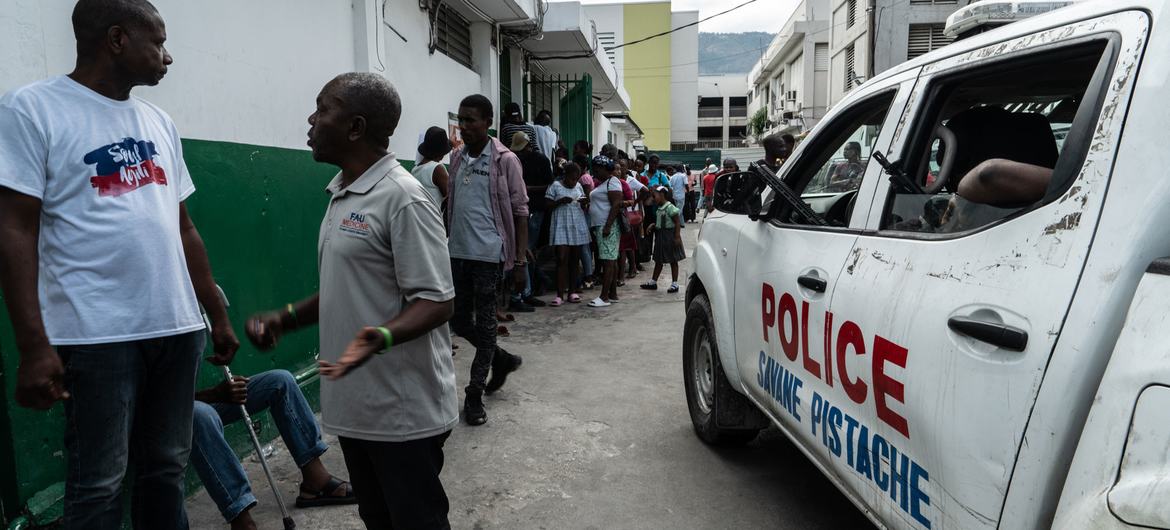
[697, 74, 750, 149]
[746, 0, 831, 140]
[0, 0, 572, 524]
[828, 0, 975, 105]
[586, 1, 699, 152]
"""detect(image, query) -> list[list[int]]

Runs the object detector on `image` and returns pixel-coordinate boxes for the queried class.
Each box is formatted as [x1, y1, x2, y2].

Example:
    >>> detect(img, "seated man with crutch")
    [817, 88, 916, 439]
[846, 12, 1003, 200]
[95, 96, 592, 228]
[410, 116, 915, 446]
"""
[191, 369, 356, 530]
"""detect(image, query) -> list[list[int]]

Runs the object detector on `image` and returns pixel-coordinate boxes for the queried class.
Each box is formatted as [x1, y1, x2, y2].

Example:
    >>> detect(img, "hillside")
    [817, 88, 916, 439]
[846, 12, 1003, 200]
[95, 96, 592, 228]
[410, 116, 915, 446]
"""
[699, 32, 774, 75]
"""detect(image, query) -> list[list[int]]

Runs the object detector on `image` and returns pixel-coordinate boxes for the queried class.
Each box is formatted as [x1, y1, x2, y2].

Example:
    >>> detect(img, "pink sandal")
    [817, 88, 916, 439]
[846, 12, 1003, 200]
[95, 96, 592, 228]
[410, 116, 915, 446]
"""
[551, 296, 564, 307]
[568, 294, 582, 303]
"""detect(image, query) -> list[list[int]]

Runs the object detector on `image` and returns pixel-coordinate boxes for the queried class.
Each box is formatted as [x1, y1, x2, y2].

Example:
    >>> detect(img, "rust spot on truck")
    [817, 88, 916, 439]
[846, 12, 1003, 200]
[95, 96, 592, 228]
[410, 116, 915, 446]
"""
[846, 247, 863, 275]
[1044, 212, 1082, 234]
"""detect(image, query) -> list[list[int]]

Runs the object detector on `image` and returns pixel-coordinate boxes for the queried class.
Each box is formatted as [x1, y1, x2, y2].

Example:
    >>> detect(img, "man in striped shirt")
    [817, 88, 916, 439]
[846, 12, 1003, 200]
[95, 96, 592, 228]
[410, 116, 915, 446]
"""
[500, 102, 540, 158]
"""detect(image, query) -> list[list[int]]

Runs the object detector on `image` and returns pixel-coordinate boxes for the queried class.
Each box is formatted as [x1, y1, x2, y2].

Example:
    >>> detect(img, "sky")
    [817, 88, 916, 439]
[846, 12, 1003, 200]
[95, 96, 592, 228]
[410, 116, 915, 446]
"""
[576, 0, 799, 33]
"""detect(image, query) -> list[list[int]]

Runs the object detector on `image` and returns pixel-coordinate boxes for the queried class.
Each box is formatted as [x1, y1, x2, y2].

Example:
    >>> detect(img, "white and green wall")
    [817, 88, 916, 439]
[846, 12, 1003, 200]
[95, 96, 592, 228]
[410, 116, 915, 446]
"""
[0, 0, 521, 525]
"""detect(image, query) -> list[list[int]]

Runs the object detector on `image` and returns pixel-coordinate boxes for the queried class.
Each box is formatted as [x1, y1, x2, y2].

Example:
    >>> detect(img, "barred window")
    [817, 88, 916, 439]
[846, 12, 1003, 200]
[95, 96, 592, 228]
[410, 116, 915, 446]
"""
[598, 31, 617, 66]
[815, 43, 829, 72]
[908, 23, 954, 60]
[847, 0, 858, 28]
[435, 3, 472, 69]
[845, 44, 856, 87]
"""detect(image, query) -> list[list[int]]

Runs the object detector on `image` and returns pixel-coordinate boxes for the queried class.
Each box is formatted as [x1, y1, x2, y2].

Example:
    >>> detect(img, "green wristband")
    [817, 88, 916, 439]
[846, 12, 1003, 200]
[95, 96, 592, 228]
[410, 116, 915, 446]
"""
[376, 326, 393, 354]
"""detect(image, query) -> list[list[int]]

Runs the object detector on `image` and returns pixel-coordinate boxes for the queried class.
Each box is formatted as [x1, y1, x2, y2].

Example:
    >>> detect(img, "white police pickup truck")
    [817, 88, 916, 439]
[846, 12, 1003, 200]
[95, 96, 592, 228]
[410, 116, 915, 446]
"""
[684, 1, 1170, 528]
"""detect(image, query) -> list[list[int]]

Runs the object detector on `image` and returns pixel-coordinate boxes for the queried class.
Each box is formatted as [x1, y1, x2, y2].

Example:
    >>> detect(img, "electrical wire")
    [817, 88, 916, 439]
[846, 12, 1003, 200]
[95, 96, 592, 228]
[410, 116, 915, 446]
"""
[606, 0, 760, 51]
[372, 0, 386, 71]
[531, 0, 763, 60]
[621, 44, 771, 72]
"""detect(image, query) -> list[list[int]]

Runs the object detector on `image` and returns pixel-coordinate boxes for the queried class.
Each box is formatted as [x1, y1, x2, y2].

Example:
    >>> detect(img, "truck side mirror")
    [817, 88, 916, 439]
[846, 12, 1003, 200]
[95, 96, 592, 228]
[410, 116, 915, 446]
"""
[713, 172, 761, 215]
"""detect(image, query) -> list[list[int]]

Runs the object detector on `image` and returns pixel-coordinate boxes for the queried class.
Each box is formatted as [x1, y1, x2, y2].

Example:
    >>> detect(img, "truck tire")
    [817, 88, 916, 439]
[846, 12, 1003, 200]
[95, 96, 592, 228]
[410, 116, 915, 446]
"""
[684, 294, 762, 446]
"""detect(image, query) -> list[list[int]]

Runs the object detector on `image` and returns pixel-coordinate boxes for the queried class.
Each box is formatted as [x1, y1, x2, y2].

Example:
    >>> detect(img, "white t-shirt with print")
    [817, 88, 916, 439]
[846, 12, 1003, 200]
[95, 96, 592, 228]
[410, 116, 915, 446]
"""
[0, 76, 204, 345]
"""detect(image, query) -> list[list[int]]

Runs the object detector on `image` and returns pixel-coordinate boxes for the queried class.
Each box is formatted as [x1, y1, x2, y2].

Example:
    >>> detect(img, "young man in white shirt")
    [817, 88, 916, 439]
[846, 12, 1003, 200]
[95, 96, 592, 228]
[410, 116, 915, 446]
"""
[0, 1, 238, 527]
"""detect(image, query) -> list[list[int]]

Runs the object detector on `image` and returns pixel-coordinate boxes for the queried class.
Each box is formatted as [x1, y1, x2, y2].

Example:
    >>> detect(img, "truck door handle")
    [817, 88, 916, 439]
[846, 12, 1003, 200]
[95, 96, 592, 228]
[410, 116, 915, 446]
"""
[797, 274, 827, 293]
[947, 316, 1028, 351]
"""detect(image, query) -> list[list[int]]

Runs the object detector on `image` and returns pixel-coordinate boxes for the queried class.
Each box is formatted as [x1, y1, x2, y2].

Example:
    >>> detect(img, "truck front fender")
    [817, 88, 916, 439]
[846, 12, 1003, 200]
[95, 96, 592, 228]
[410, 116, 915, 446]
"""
[688, 215, 749, 391]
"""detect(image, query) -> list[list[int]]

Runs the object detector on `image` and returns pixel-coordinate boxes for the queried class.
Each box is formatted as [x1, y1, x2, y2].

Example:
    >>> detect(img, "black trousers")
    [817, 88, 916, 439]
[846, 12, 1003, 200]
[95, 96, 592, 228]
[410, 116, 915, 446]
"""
[338, 431, 452, 530]
[449, 258, 518, 394]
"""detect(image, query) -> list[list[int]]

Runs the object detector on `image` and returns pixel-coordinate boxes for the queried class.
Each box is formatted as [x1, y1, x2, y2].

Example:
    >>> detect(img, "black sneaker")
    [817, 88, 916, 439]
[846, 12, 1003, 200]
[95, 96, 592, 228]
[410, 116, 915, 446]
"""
[523, 296, 547, 307]
[485, 354, 523, 394]
[640, 281, 658, 290]
[508, 300, 536, 313]
[464, 393, 487, 426]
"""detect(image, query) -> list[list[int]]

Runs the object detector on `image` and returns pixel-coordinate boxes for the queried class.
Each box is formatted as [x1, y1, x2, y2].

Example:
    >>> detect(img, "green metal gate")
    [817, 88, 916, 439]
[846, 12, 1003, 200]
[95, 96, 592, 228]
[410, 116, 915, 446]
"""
[526, 74, 592, 155]
[558, 75, 592, 154]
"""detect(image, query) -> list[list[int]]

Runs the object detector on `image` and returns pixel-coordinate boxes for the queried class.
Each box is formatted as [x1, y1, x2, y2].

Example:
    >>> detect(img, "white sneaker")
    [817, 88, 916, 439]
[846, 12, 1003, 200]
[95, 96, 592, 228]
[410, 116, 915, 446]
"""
[587, 297, 611, 307]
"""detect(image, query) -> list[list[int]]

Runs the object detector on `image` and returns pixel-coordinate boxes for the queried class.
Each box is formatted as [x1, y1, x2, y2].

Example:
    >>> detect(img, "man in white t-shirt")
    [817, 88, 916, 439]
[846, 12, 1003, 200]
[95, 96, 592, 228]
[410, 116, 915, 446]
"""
[669, 165, 689, 226]
[0, 1, 238, 528]
[532, 109, 559, 170]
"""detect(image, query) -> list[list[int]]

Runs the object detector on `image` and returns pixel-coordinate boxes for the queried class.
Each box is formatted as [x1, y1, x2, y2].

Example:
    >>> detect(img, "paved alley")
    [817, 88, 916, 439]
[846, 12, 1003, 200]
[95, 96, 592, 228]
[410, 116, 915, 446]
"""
[185, 224, 872, 529]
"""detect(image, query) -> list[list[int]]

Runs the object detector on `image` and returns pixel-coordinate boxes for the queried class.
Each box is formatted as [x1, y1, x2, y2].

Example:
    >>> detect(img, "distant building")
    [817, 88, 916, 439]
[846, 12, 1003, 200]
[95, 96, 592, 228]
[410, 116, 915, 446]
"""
[697, 75, 750, 149]
[586, 2, 699, 152]
[828, 0, 975, 105]
[746, 0, 832, 140]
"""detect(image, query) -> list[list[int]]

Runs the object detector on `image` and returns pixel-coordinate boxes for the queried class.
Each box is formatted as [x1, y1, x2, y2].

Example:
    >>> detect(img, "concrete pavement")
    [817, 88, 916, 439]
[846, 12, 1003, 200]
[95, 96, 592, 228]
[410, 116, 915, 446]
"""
[186, 223, 873, 529]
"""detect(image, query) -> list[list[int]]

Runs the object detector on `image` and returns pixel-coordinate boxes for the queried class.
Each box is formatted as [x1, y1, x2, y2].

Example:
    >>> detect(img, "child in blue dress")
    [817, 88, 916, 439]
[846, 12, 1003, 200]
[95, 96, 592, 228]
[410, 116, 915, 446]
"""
[545, 163, 590, 305]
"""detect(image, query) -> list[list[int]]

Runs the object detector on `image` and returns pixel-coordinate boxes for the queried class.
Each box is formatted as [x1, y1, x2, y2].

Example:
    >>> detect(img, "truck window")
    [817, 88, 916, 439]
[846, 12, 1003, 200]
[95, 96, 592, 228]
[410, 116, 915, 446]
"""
[770, 92, 895, 227]
[883, 41, 1109, 235]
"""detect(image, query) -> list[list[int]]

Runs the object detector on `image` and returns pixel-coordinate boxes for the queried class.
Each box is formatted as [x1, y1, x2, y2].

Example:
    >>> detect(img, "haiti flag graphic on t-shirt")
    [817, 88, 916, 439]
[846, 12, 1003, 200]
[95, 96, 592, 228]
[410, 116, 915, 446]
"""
[85, 137, 168, 197]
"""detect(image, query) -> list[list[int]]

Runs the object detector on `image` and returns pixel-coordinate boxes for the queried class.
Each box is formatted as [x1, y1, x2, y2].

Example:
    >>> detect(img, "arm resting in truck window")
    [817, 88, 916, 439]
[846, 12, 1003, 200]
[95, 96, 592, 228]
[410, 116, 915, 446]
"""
[957, 158, 1053, 207]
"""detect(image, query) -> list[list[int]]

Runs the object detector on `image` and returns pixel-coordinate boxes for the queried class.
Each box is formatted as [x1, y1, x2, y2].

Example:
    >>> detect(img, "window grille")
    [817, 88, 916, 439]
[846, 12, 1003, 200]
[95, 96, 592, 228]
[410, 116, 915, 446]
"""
[815, 43, 829, 71]
[434, 3, 473, 69]
[598, 32, 617, 66]
[908, 23, 954, 60]
[845, 44, 856, 87]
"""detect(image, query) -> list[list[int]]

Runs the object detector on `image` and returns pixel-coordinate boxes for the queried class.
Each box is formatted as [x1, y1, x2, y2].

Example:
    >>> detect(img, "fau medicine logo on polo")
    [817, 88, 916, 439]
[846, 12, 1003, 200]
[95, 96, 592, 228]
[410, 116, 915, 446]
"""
[340, 212, 371, 237]
[85, 137, 169, 197]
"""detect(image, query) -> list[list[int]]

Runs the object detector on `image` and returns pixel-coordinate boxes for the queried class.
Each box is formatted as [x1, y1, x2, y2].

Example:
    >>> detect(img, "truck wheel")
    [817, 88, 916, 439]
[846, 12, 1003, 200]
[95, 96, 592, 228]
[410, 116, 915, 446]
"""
[684, 294, 761, 446]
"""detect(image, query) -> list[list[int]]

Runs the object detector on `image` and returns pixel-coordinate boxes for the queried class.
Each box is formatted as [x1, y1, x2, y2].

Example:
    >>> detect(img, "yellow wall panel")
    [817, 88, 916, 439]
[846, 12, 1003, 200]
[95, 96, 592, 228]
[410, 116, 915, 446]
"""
[623, 2, 672, 150]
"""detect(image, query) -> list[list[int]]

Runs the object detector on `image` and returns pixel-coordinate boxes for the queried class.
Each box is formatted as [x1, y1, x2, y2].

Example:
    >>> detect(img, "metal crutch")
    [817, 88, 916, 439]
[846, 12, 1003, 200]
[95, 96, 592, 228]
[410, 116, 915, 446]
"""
[204, 285, 296, 530]
[221, 364, 295, 530]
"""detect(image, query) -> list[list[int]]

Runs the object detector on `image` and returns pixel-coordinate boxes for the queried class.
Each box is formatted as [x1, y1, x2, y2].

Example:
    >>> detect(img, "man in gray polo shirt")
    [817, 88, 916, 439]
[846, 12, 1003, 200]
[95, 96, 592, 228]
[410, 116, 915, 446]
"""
[246, 73, 456, 529]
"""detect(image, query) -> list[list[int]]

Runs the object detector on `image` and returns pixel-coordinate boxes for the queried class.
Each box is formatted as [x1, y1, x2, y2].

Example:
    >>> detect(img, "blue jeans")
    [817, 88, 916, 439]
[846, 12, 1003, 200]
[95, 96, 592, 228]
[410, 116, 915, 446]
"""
[190, 370, 328, 522]
[59, 330, 205, 530]
[578, 242, 594, 284]
[514, 211, 545, 300]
